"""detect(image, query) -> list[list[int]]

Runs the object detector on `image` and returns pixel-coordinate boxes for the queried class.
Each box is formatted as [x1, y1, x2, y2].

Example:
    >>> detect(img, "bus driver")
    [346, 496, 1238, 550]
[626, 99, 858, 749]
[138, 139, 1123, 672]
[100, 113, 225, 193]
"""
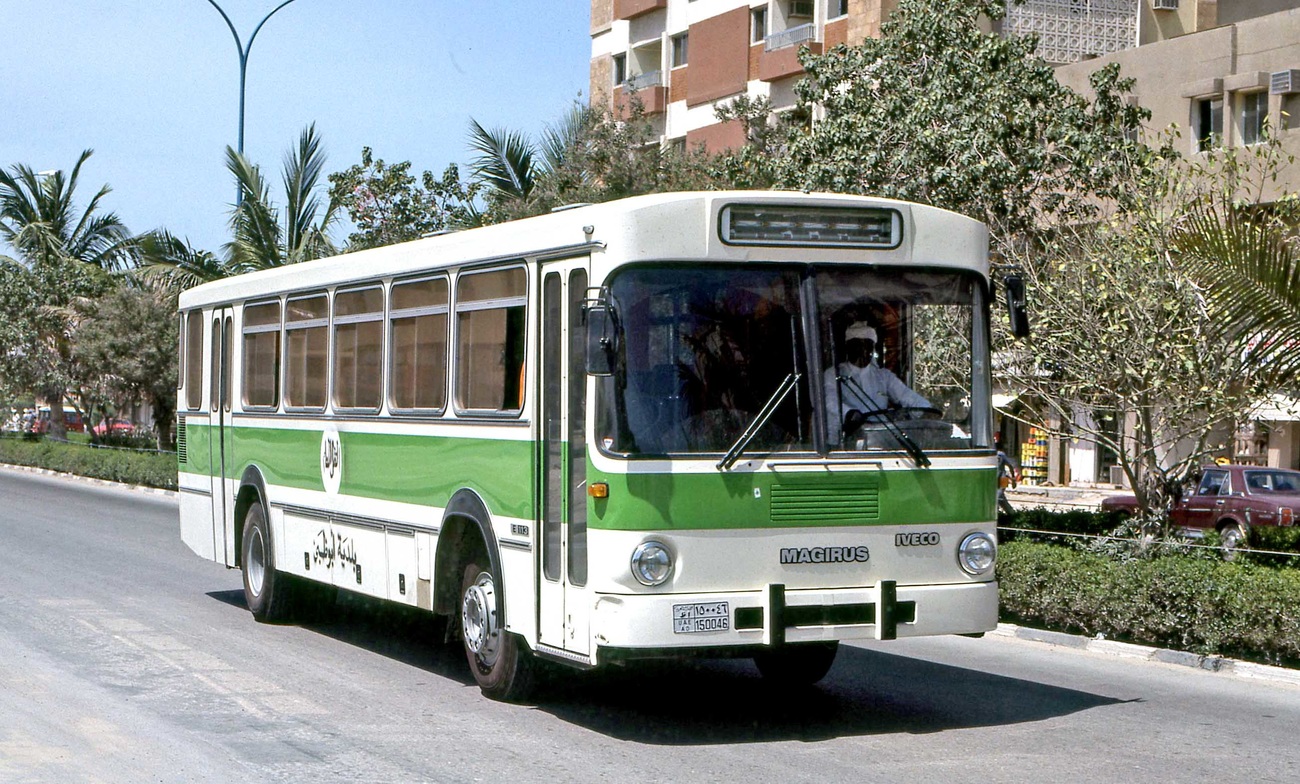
[823, 321, 932, 443]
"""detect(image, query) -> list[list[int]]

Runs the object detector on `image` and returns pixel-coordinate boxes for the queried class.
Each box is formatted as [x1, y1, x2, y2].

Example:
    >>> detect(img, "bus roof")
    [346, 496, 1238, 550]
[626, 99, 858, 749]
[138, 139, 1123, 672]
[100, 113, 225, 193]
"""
[178, 191, 988, 310]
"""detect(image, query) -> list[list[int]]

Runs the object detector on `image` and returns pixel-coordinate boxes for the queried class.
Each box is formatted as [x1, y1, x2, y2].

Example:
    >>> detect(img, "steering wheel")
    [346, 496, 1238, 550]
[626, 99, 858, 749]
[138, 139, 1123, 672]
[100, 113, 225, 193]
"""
[843, 406, 943, 438]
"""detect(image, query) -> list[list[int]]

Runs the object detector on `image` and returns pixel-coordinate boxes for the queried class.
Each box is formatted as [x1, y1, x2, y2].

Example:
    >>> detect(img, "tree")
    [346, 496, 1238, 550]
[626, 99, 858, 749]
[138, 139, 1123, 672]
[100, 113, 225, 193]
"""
[774, 0, 1151, 240]
[1173, 139, 1300, 387]
[226, 123, 339, 270]
[144, 125, 340, 288]
[1001, 142, 1283, 515]
[467, 106, 589, 222]
[0, 150, 132, 440]
[70, 280, 179, 449]
[327, 148, 482, 251]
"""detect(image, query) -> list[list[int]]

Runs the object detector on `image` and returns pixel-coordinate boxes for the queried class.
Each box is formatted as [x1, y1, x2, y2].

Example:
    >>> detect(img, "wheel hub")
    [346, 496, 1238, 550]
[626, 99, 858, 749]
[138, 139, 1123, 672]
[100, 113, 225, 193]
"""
[247, 526, 266, 595]
[461, 572, 501, 667]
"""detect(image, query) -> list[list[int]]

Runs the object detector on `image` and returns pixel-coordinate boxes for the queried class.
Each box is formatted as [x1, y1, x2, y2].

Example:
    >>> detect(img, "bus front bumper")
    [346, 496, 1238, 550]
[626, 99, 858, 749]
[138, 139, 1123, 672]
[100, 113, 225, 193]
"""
[589, 580, 997, 657]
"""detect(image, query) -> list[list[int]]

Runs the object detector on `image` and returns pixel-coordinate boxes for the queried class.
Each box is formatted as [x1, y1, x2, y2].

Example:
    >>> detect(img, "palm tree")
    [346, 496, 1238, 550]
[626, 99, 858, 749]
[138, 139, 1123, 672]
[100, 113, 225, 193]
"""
[137, 230, 226, 290]
[227, 122, 339, 269]
[144, 124, 339, 289]
[1175, 191, 1300, 387]
[467, 105, 590, 220]
[0, 150, 132, 440]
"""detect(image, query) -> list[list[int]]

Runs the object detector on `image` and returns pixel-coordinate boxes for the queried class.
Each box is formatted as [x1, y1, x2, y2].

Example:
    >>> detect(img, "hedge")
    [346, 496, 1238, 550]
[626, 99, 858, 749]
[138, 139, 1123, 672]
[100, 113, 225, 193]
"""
[1000, 507, 1300, 565]
[998, 540, 1300, 667]
[0, 434, 176, 490]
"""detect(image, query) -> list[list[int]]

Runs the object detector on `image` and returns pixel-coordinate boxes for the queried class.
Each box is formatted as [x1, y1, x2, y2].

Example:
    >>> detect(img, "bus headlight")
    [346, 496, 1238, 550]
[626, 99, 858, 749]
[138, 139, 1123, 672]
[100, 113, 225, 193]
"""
[630, 541, 673, 586]
[958, 532, 996, 575]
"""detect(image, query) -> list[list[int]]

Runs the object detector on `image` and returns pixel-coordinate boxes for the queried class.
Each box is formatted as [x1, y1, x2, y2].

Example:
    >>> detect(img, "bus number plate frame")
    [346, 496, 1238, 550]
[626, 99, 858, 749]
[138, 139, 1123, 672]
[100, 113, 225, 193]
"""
[672, 601, 730, 634]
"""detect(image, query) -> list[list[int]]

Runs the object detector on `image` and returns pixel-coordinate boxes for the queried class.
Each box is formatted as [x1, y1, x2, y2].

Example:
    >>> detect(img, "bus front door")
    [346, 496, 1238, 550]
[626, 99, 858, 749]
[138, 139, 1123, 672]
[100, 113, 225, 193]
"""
[538, 260, 590, 656]
[208, 307, 235, 567]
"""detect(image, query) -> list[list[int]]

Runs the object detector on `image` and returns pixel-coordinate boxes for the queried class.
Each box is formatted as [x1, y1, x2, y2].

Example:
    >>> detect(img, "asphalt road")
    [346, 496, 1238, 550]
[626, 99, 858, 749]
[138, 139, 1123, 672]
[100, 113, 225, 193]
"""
[2, 466, 1298, 783]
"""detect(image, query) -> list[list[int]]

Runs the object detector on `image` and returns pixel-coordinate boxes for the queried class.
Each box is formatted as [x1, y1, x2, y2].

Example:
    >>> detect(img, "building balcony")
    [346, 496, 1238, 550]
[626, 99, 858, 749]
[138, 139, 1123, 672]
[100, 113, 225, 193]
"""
[614, 0, 667, 21]
[759, 24, 821, 81]
[615, 70, 668, 116]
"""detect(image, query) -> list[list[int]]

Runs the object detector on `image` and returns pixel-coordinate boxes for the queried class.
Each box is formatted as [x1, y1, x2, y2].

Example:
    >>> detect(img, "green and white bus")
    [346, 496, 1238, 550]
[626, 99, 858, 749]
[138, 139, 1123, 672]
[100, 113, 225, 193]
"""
[178, 191, 1010, 700]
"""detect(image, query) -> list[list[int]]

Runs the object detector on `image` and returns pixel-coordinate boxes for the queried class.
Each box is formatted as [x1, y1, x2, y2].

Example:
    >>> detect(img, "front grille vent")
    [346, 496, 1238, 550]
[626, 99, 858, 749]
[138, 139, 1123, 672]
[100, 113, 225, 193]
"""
[770, 479, 880, 524]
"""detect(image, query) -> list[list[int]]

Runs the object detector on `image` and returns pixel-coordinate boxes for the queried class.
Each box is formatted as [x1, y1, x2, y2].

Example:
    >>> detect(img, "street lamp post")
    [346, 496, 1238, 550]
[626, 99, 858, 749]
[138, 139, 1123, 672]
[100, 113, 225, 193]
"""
[202, 0, 301, 203]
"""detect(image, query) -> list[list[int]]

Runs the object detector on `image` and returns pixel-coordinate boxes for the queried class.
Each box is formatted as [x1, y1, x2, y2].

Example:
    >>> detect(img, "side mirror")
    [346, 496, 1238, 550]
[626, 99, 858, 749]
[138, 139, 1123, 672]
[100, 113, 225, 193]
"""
[1003, 273, 1030, 339]
[585, 305, 616, 376]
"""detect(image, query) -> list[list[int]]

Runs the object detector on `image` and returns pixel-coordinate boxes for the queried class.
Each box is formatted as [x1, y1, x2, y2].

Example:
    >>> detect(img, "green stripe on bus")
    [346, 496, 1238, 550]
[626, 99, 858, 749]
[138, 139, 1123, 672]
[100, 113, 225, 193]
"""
[184, 423, 535, 520]
[588, 467, 996, 530]
[182, 422, 993, 531]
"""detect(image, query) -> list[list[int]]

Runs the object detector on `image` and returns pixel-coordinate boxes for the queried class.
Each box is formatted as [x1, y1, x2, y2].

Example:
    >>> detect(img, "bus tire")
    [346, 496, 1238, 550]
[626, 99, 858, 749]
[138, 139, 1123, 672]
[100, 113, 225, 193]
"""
[460, 559, 534, 702]
[241, 501, 295, 623]
[754, 642, 839, 686]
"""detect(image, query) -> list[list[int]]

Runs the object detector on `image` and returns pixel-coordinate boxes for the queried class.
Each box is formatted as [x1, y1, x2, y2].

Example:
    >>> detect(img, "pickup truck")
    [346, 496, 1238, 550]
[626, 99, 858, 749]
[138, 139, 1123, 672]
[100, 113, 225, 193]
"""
[1100, 464, 1300, 549]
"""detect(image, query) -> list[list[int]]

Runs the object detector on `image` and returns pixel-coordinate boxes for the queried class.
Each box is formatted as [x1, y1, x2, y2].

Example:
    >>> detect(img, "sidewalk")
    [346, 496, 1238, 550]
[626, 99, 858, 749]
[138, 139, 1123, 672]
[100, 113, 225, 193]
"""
[1004, 483, 1117, 511]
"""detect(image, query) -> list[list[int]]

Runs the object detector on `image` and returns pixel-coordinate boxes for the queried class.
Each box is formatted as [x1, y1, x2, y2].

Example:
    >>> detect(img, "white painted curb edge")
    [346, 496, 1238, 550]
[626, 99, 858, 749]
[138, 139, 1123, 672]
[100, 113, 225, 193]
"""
[992, 623, 1300, 688]
[0, 462, 177, 498]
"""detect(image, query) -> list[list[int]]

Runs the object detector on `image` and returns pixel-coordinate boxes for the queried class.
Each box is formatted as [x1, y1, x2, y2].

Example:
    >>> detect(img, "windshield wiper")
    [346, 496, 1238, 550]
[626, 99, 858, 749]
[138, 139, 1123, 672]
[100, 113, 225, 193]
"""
[838, 375, 932, 468]
[717, 372, 801, 471]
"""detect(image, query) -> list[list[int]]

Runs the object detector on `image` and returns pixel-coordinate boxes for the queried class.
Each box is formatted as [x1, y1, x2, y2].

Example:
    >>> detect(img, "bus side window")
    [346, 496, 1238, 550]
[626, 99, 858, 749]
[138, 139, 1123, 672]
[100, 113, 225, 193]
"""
[334, 286, 384, 411]
[242, 300, 282, 409]
[185, 310, 204, 410]
[390, 276, 449, 412]
[285, 293, 329, 410]
[455, 267, 527, 414]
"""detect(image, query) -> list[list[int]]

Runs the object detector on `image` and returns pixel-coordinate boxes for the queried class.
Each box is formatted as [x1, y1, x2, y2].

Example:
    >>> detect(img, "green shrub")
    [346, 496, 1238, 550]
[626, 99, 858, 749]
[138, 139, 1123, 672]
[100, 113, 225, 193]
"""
[0, 434, 176, 490]
[999, 507, 1131, 542]
[999, 541, 1300, 666]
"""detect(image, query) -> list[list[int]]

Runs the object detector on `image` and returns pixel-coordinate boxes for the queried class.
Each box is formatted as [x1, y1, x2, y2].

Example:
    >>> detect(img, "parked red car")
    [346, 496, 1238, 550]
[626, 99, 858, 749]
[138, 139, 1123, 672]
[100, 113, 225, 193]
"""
[92, 418, 135, 437]
[1101, 464, 1300, 548]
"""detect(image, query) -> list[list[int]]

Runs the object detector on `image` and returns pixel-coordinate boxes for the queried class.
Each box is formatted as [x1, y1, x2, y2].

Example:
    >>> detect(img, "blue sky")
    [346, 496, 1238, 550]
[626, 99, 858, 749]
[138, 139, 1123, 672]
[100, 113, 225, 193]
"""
[1, 0, 591, 254]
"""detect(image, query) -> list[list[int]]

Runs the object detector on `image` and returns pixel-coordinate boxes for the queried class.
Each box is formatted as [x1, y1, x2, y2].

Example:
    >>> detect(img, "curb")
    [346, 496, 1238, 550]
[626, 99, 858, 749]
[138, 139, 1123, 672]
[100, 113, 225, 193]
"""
[0, 462, 177, 498]
[991, 623, 1300, 688]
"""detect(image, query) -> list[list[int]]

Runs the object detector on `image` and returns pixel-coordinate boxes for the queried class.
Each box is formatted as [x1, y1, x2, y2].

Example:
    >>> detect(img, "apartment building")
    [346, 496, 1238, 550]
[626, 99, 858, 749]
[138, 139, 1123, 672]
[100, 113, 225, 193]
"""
[590, 1, 1300, 478]
[589, 0, 901, 151]
[591, 2, 1300, 160]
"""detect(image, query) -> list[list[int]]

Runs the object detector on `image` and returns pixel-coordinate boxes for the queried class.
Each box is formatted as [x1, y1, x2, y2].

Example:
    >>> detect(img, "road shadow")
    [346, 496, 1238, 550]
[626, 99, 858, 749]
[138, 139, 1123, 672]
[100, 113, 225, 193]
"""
[527, 647, 1133, 744]
[206, 588, 474, 687]
[209, 589, 1129, 743]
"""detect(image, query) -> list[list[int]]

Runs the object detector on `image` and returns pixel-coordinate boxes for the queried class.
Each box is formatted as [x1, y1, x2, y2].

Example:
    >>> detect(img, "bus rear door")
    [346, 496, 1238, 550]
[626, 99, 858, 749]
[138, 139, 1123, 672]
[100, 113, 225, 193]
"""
[208, 307, 235, 567]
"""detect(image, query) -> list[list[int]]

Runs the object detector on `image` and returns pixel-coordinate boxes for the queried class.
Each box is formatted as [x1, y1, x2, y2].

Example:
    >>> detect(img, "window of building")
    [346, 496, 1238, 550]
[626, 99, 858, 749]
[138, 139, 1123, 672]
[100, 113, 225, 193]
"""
[284, 293, 328, 410]
[1194, 96, 1222, 152]
[671, 33, 688, 68]
[333, 286, 384, 411]
[829, 0, 849, 18]
[455, 267, 527, 414]
[1240, 91, 1268, 145]
[185, 310, 203, 410]
[242, 301, 281, 409]
[390, 276, 449, 412]
[612, 53, 626, 86]
[752, 8, 767, 44]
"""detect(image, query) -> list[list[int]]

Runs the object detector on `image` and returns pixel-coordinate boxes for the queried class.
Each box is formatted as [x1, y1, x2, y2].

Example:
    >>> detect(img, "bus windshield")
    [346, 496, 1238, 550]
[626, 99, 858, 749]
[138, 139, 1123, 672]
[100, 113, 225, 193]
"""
[595, 264, 989, 458]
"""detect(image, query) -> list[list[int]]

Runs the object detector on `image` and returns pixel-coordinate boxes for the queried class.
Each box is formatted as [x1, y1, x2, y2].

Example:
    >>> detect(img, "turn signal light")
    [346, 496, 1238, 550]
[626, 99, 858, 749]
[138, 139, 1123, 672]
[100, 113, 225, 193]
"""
[589, 482, 609, 499]
[1281, 506, 1294, 526]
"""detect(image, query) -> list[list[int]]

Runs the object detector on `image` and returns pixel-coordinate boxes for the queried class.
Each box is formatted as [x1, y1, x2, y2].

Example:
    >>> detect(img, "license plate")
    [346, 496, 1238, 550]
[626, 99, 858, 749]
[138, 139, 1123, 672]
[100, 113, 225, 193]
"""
[672, 601, 730, 634]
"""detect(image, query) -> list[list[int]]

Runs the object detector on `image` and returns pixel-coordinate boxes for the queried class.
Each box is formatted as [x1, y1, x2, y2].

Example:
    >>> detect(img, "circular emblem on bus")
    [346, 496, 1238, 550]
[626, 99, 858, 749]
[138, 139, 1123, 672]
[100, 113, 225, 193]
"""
[321, 424, 342, 495]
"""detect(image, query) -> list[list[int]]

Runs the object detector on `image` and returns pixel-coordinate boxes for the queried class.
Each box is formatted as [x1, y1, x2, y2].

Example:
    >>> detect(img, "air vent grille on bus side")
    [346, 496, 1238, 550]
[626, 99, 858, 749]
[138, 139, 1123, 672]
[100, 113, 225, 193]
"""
[176, 416, 187, 464]
[770, 479, 880, 524]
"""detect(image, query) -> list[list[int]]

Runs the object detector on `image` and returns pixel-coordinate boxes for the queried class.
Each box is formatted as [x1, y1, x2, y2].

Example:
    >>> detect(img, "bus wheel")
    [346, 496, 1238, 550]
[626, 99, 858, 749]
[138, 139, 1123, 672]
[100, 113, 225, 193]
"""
[241, 501, 295, 623]
[460, 560, 534, 701]
[754, 642, 839, 686]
